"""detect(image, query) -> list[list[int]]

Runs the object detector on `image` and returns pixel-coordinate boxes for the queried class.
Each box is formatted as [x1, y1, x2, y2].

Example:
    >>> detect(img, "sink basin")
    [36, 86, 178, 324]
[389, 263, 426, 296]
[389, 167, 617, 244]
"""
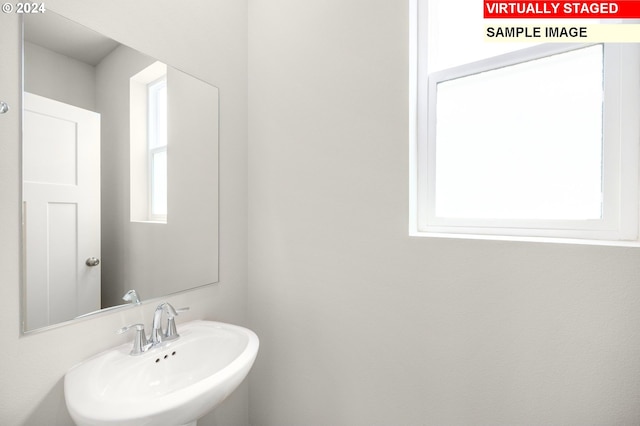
[64, 320, 259, 426]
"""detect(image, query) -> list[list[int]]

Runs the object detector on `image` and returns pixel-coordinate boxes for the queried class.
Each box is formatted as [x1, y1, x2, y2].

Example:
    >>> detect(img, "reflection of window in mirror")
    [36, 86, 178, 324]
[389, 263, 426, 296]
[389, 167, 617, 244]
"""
[130, 61, 168, 223]
[148, 77, 167, 221]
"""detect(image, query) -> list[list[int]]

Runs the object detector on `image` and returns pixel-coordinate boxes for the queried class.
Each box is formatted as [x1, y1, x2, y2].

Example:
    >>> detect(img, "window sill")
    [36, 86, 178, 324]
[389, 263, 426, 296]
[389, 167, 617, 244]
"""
[131, 220, 167, 225]
[409, 230, 640, 247]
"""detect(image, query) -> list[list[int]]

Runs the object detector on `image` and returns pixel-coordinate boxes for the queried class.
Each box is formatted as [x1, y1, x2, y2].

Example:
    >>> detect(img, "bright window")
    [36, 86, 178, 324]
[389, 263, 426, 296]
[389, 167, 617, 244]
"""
[148, 77, 168, 220]
[130, 61, 168, 223]
[411, 0, 640, 242]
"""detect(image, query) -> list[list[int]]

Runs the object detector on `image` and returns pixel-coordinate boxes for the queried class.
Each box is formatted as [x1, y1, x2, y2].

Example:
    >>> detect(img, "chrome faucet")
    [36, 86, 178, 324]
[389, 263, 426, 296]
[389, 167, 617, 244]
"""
[150, 302, 189, 345]
[117, 302, 189, 355]
[122, 289, 141, 305]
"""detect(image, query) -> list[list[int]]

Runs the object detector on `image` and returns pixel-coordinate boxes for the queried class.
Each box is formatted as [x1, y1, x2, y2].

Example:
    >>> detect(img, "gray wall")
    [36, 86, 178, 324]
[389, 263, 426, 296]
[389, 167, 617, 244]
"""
[0, 0, 247, 424]
[96, 46, 219, 308]
[96, 45, 156, 308]
[23, 41, 96, 111]
[247, 1, 640, 425]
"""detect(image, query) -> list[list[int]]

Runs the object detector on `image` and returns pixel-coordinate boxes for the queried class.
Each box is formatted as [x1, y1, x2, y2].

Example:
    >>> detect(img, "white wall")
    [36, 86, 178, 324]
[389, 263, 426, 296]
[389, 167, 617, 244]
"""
[96, 46, 219, 308]
[247, 1, 640, 425]
[96, 45, 156, 308]
[0, 0, 247, 424]
[23, 41, 96, 111]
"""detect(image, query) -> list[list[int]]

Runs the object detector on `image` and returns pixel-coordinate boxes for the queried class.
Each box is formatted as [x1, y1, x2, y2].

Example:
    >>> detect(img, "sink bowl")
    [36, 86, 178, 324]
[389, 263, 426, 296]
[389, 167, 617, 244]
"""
[64, 320, 259, 426]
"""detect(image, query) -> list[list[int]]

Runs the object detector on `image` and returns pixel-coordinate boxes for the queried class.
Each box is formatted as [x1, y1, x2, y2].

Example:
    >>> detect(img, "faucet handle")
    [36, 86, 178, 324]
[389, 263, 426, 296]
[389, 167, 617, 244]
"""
[164, 307, 189, 341]
[175, 306, 190, 315]
[117, 323, 150, 356]
[161, 304, 189, 317]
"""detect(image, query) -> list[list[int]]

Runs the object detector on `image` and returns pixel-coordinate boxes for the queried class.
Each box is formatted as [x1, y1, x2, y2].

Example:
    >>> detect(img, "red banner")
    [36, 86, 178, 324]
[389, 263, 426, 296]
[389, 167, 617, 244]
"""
[484, 1, 640, 18]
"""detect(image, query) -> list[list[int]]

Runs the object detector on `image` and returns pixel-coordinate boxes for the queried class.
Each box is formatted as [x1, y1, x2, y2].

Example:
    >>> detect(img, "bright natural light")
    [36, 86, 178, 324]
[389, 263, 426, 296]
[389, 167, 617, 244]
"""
[148, 77, 168, 219]
[434, 45, 604, 220]
[151, 150, 167, 216]
[427, 0, 531, 73]
[426, 0, 598, 74]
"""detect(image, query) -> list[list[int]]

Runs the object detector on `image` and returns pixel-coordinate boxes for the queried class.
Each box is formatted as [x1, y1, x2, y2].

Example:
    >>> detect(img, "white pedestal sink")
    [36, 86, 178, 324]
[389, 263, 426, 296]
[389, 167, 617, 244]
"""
[64, 320, 259, 426]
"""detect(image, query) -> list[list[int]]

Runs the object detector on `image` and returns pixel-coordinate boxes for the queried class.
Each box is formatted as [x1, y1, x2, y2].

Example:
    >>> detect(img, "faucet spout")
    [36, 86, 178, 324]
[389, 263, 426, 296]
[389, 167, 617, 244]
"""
[122, 289, 141, 304]
[151, 303, 167, 345]
[150, 302, 180, 345]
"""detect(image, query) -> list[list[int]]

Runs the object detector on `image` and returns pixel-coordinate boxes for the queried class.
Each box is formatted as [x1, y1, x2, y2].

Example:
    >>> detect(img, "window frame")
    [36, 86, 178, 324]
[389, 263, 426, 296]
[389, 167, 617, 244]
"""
[410, 0, 640, 243]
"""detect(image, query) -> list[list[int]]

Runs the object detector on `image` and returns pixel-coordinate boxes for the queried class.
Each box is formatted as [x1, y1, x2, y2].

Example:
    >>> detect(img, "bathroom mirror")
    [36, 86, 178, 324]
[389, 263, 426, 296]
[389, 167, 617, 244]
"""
[21, 11, 219, 332]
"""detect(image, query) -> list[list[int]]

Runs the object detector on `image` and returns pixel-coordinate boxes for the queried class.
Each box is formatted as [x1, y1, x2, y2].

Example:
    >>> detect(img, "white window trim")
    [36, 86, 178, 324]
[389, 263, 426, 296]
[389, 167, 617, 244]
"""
[409, 0, 640, 245]
[129, 61, 168, 224]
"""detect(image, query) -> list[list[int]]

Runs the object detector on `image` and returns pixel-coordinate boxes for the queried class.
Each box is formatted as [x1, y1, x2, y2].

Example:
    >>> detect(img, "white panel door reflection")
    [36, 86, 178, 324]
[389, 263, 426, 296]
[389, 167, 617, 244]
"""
[23, 92, 101, 329]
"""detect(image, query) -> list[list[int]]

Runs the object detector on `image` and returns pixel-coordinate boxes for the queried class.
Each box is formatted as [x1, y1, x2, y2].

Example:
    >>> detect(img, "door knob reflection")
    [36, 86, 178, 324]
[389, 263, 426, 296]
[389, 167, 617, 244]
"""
[85, 257, 100, 267]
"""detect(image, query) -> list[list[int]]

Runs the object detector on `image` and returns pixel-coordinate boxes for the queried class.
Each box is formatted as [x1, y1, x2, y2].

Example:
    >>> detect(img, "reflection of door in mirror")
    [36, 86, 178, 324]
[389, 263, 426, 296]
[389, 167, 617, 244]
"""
[23, 92, 101, 329]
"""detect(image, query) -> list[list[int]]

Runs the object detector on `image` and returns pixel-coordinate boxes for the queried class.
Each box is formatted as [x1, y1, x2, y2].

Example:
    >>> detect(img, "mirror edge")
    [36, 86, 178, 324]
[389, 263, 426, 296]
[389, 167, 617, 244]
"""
[19, 13, 26, 335]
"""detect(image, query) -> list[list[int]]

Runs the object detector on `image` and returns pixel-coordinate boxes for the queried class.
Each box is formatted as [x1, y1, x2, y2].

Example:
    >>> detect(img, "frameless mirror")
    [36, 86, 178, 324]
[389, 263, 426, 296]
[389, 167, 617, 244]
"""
[21, 11, 219, 332]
